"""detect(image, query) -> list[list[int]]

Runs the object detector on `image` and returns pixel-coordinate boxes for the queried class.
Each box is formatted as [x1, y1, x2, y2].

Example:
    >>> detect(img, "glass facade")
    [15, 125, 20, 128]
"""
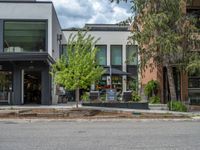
[4, 21, 46, 52]
[96, 45, 107, 65]
[126, 45, 138, 65]
[0, 71, 12, 103]
[111, 45, 122, 65]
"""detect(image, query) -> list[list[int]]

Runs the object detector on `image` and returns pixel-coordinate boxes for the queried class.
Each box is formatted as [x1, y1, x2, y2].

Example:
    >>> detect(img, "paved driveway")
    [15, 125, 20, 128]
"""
[0, 119, 199, 150]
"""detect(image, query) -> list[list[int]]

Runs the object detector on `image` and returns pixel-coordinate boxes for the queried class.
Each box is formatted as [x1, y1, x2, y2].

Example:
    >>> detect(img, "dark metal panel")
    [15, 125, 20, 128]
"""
[0, 53, 55, 64]
[12, 66, 22, 105]
[41, 67, 52, 105]
[0, 20, 3, 52]
[0, 1, 52, 4]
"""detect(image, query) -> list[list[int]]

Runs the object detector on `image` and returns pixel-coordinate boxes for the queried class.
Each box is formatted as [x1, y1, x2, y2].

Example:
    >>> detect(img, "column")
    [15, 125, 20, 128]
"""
[12, 67, 22, 105]
[0, 20, 3, 52]
[122, 45, 127, 92]
[41, 67, 52, 105]
[107, 45, 111, 85]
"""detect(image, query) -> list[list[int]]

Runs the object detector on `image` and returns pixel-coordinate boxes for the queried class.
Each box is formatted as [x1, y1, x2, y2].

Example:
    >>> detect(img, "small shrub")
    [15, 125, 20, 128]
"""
[144, 80, 159, 97]
[129, 79, 138, 91]
[81, 92, 89, 102]
[100, 95, 106, 102]
[149, 96, 160, 104]
[131, 91, 141, 102]
[168, 100, 187, 112]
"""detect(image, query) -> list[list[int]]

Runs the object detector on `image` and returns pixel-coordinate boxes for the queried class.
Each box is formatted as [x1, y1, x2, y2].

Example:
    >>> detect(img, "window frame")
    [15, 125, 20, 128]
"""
[110, 45, 122, 66]
[95, 45, 107, 66]
[3, 19, 48, 53]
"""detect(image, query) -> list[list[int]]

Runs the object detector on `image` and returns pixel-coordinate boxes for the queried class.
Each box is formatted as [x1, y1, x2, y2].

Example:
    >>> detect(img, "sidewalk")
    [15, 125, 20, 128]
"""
[81, 106, 200, 117]
[0, 102, 199, 117]
[0, 102, 79, 110]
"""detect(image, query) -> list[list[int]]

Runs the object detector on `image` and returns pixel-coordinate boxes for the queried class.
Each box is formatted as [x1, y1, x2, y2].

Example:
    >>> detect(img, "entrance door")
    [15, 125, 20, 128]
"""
[24, 71, 41, 104]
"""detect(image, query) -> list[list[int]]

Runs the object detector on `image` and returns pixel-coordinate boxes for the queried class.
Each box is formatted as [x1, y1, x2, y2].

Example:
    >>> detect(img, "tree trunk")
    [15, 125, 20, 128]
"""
[75, 88, 80, 108]
[166, 66, 177, 101]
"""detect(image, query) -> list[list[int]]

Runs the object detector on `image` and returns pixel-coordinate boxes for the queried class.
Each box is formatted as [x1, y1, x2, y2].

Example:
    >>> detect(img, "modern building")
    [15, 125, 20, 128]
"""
[0, 1, 135, 105]
[62, 24, 138, 95]
[0, 0, 62, 105]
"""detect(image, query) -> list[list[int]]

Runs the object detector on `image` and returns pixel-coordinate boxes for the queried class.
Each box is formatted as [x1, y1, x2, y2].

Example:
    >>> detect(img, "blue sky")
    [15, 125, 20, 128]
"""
[38, 0, 132, 29]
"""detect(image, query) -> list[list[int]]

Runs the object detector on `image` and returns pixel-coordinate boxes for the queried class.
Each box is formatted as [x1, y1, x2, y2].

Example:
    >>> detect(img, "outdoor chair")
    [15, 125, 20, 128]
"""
[89, 91, 100, 101]
[123, 91, 132, 102]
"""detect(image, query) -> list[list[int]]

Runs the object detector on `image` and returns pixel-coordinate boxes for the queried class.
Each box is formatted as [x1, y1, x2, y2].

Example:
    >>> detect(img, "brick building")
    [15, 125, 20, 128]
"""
[141, 0, 200, 104]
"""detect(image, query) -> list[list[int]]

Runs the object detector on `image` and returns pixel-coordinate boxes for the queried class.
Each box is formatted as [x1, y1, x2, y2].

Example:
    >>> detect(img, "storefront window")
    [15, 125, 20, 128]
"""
[4, 21, 46, 52]
[96, 76, 107, 91]
[0, 71, 12, 103]
[112, 76, 122, 91]
[96, 45, 107, 65]
[111, 45, 122, 65]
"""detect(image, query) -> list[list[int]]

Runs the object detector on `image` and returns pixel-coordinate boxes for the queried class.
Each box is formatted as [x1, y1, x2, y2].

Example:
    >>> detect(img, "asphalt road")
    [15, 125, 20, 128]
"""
[0, 119, 199, 150]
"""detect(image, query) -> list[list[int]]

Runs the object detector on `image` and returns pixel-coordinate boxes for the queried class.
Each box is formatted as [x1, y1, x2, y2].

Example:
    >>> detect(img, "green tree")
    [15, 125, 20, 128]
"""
[111, 0, 200, 101]
[52, 31, 104, 108]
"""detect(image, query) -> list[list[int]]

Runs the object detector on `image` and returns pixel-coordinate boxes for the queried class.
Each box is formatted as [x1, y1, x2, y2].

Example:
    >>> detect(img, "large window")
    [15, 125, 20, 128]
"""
[188, 77, 200, 88]
[111, 45, 122, 66]
[4, 21, 46, 52]
[96, 45, 107, 65]
[188, 77, 200, 105]
[126, 45, 138, 65]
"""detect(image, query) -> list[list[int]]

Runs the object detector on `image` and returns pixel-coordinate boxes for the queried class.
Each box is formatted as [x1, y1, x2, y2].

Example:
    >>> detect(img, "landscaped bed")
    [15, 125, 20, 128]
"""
[0, 108, 190, 120]
[82, 102, 149, 110]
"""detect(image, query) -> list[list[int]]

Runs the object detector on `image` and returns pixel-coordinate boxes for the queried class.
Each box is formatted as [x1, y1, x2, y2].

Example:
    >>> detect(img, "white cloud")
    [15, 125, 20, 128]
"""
[37, 0, 132, 28]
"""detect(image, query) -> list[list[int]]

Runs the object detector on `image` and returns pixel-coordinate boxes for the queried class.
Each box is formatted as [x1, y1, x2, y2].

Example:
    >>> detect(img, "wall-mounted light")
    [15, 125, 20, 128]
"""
[57, 34, 62, 41]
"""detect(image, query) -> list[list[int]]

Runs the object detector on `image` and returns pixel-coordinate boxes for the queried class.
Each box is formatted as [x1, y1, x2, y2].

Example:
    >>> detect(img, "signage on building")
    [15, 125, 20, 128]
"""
[106, 89, 116, 101]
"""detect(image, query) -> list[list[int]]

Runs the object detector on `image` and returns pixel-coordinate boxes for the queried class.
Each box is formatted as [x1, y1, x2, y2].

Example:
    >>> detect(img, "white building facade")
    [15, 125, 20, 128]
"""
[62, 24, 138, 94]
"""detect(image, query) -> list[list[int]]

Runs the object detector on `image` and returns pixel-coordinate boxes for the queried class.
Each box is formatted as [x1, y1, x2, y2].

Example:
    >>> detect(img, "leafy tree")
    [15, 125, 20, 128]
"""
[0, 73, 9, 88]
[52, 31, 104, 108]
[111, 0, 200, 101]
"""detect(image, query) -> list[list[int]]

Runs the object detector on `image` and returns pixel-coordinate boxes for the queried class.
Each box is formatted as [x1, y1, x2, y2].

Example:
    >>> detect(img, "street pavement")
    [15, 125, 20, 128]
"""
[0, 119, 199, 150]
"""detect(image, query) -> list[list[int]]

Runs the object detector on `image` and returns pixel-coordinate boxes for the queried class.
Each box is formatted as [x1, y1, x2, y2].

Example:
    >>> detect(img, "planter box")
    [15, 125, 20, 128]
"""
[82, 102, 149, 110]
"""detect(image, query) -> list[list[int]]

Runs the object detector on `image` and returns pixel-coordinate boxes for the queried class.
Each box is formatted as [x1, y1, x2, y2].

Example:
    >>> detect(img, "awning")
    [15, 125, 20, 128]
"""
[103, 67, 130, 76]
[0, 52, 55, 64]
